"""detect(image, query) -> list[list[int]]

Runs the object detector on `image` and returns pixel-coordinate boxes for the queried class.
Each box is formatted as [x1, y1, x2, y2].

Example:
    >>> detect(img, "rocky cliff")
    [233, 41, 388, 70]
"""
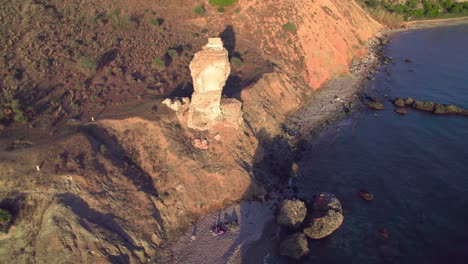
[0, 0, 381, 262]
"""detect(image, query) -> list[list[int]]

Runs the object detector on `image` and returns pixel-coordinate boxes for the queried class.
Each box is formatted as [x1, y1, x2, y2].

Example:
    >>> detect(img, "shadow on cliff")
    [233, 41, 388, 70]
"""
[215, 128, 306, 263]
[57, 192, 141, 262]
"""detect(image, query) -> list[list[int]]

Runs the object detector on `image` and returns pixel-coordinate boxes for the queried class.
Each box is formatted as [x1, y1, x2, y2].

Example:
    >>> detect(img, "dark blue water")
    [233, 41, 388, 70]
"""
[297, 24, 468, 263]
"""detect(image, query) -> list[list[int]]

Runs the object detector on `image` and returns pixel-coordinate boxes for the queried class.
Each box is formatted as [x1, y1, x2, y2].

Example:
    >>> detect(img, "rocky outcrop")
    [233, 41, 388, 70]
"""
[303, 193, 343, 239]
[279, 233, 310, 260]
[434, 104, 468, 115]
[412, 101, 435, 112]
[277, 199, 307, 228]
[394, 98, 405, 107]
[188, 38, 231, 130]
[162, 97, 190, 117]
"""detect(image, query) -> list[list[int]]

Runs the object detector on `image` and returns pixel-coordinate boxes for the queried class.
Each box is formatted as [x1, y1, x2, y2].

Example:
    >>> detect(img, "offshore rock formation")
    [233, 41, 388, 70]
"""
[188, 38, 232, 130]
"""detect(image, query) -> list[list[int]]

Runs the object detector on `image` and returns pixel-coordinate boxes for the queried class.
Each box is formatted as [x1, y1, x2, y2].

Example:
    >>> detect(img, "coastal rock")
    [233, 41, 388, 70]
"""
[365, 100, 384, 110]
[188, 38, 231, 130]
[394, 98, 405, 107]
[412, 101, 435, 112]
[433, 104, 467, 115]
[303, 193, 343, 239]
[404, 97, 414, 105]
[279, 233, 310, 260]
[394, 108, 408, 115]
[277, 199, 307, 228]
[359, 190, 374, 201]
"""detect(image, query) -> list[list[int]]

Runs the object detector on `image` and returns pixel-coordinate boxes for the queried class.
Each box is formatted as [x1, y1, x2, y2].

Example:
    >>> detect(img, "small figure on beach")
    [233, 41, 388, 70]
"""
[214, 224, 227, 235]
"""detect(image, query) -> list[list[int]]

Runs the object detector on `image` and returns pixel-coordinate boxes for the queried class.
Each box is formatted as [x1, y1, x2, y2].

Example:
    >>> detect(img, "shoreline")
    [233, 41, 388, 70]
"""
[404, 16, 468, 30]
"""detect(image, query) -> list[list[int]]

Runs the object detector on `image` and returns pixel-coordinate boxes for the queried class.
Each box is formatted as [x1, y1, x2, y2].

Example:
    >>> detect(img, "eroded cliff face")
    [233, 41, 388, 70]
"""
[0, 0, 381, 262]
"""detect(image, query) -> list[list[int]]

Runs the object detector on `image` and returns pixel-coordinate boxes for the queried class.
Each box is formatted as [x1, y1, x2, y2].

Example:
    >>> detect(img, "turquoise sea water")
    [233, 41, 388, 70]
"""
[296, 24, 468, 263]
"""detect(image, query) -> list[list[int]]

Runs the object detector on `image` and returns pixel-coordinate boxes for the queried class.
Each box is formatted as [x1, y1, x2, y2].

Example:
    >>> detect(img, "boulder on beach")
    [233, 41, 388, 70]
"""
[303, 193, 343, 239]
[365, 100, 384, 110]
[277, 199, 307, 228]
[394, 98, 405, 107]
[394, 108, 408, 115]
[404, 97, 414, 105]
[412, 101, 435, 112]
[279, 233, 310, 260]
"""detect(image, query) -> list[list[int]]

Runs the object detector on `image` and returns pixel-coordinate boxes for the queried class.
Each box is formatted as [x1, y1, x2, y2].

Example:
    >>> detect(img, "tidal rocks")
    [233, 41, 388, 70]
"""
[412, 101, 435, 112]
[359, 190, 374, 201]
[393, 98, 405, 107]
[394, 108, 407, 115]
[404, 97, 414, 105]
[277, 199, 307, 228]
[303, 193, 343, 239]
[433, 104, 468, 115]
[365, 100, 384, 110]
[279, 233, 310, 260]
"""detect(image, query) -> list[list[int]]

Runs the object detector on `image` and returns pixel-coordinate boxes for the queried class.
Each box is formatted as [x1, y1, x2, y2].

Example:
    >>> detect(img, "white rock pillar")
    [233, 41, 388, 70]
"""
[188, 38, 231, 130]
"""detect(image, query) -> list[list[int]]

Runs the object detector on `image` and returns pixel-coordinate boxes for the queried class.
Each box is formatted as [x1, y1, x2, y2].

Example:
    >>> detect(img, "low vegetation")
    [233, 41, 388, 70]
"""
[282, 22, 298, 34]
[194, 5, 205, 15]
[77, 56, 97, 74]
[152, 57, 165, 69]
[0, 209, 12, 225]
[208, 0, 238, 7]
[363, 0, 468, 20]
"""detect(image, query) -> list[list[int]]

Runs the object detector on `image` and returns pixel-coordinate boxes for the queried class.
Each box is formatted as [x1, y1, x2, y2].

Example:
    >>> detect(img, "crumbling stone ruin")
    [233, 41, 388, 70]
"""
[162, 38, 243, 130]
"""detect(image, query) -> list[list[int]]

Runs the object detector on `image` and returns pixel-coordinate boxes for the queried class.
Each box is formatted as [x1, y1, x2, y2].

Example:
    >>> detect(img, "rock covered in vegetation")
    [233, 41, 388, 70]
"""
[404, 97, 415, 105]
[303, 193, 343, 239]
[434, 104, 468, 115]
[393, 98, 405, 107]
[412, 101, 435, 112]
[277, 199, 307, 228]
[279, 233, 310, 260]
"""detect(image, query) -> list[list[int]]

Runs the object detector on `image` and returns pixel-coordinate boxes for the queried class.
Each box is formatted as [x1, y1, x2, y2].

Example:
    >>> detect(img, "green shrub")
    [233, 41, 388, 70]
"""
[209, 0, 238, 7]
[152, 58, 165, 68]
[282, 22, 298, 34]
[194, 5, 205, 15]
[107, 9, 131, 28]
[149, 18, 160, 26]
[77, 56, 96, 73]
[167, 49, 179, 60]
[230, 57, 243, 67]
[200, 28, 208, 33]
[217, 7, 225, 12]
[0, 209, 11, 224]
[99, 144, 107, 154]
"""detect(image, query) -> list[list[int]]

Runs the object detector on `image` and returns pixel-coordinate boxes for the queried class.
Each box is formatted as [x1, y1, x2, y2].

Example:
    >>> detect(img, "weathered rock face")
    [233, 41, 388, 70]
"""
[277, 199, 307, 228]
[188, 38, 231, 130]
[412, 101, 435, 112]
[279, 233, 310, 260]
[303, 193, 343, 239]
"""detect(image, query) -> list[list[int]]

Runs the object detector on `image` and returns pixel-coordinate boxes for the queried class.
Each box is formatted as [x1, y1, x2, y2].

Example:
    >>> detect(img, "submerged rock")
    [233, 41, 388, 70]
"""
[394, 108, 408, 115]
[412, 101, 435, 112]
[277, 199, 307, 228]
[279, 233, 310, 260]
[359, 190, 374, 201]
[365, 100, 384, 110]
[303, 193, 343, 239]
